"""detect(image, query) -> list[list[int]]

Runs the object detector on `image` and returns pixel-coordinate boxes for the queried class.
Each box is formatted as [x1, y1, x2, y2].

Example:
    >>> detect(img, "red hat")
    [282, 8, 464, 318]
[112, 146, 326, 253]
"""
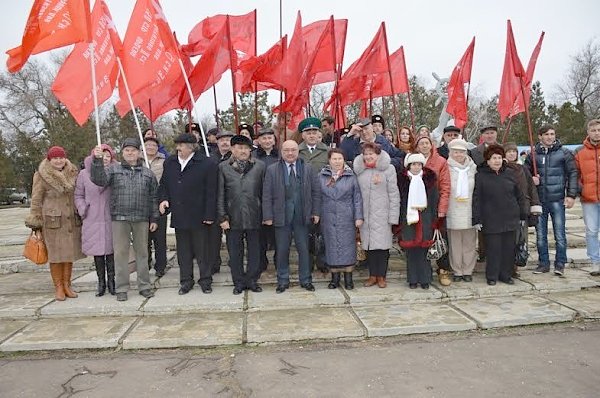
[46, 146, 66, 160]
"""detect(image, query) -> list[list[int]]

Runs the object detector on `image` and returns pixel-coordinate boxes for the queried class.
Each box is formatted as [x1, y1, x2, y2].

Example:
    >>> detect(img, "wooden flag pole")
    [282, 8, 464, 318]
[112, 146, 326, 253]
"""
[116, 57, 149, 167]
[88, 42, 102, 147]
[381, 24, 399, 130]
[501, 116, 513, 144]
[519, 78, 538, 175]
[212, 85, 220, 130]
[148, 99, 154, 133]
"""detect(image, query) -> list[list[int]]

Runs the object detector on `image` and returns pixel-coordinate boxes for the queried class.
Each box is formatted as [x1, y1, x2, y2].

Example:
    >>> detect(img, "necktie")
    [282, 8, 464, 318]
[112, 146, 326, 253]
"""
[309, 147, 314, 154]
[289, 163, 296, 179]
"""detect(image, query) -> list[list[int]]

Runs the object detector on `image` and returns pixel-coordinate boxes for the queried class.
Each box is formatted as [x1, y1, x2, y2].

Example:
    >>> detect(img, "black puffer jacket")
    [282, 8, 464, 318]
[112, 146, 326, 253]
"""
[472, 162, 528, 234]
[524, 140, 578, 203]
[217, 158, 266, 230]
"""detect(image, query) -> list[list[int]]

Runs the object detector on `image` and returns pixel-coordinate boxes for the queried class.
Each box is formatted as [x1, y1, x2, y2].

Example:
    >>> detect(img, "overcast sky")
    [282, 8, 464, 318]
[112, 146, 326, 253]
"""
[2, 0, 599, 121]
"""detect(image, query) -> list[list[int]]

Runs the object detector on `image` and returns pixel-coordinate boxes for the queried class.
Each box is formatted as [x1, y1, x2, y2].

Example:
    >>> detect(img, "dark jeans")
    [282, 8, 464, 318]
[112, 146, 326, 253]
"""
[406, 247, 432, 284]
[536, 201, 567, 268]
[366, 249, 389, 277]
[485, 231, 516, 282]
[275, 223, 311, 286]
[148, 214, 167, 273]
[175, 227, 212, 288]
[259, 224, 276, 270]
[206, 221, 223, 274]
[226, 229, 261, 289]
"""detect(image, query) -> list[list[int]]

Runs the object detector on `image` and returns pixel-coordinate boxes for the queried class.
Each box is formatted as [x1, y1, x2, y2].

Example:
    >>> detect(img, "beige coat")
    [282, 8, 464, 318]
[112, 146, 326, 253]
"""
[446, 156, 477, 230]
[25, 159, 85, 263]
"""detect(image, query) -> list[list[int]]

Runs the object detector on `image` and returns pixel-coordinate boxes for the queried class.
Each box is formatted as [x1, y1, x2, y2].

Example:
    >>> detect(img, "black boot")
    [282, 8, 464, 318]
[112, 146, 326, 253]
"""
[344, 272, 354, 290]
[94, 256, 106, 297]
[328, 272, 341, 289]
[105, 254, 116, 295]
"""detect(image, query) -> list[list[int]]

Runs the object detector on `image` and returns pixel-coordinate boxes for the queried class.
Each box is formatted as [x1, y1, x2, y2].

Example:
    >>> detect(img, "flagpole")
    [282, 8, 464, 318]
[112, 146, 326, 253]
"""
[116, 57, 149, 167]
[226, 16, 240, 131]
[212, 85, 219, 129]
[381, 23, 399, 131]
[177, 57, 209, 156]
[88, 42, 102, 147]
[501, 116, 513, 144]
[148, 99, 154, 132]
[519, 77, 538, 175]
[254, 11, 259, 128]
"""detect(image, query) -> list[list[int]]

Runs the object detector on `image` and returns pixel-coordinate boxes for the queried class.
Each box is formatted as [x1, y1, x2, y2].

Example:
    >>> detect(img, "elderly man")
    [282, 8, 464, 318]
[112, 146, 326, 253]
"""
[340, 118, 404, 169]
[158, 133, 218, 295]
[91, 138, 158, 302]
[144, 136, 167, 277]
[263, 140, 321, 293]
[437, 125, 469, 159]
[471, 126, 499, 166]
[143, 128, 169, 157]
[218, 135, 266, 294]
[298, 117, 329, 174]
[213, 130, 234, 162]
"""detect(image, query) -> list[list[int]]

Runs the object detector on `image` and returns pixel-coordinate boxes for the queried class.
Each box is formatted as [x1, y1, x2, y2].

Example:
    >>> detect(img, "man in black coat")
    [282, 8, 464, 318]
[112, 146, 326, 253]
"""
[158, 133, 218, 294]
[218, 135, 266, 294]
[437, 125, 472, 159]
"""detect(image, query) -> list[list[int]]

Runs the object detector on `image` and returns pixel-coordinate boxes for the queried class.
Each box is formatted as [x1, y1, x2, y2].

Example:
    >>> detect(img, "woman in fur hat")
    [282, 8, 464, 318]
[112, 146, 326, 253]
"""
[25, 146, 85, 300]
[398, 153, 439, 289]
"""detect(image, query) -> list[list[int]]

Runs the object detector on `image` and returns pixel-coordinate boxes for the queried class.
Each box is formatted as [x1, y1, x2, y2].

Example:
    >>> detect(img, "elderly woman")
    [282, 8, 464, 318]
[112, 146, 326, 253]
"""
[446, 139, 478, 282]
[319, 148, 363, 289]
[75, 144, 117, 296]
[472, 144, 527, 285]
[397, 126, 414, 153]
[398, 153, 439, 289]
[25, 146, 84, 300]
[354, 143, 400, 288]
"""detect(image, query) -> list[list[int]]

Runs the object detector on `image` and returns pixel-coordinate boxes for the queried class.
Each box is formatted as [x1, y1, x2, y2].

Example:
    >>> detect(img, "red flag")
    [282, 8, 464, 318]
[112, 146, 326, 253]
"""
[184, 16, 237, 101]
[508, 31, 544, 118]
[303, 18, 347, 85]
[52, 1, 121, 126]
[182, 10, 256, 62]
[445, 37, 475, 128]
[6, 0, 91, 73]
[236, 35, 287, 93]
[269, 11, 304, 94]
[115, 0, 185, 119]
[343, 23, 388, 79]
[498, 20, 528, 123]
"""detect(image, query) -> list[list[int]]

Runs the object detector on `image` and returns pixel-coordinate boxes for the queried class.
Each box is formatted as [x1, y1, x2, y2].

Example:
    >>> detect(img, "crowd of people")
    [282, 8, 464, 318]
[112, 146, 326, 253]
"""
[25, 116, 600, 301]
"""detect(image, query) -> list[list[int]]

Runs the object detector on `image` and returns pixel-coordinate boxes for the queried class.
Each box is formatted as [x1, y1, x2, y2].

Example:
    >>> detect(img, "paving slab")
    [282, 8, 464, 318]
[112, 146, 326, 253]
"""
[0, 316, 137, 351]
[353, 303, 477, 337]
[452, 295, 576, 329]
[517, 269, 599, 293]
[122, 312, 244, 349]
[565, 248, 593, 265]
[0, 293, 54, 318]
[142, 286, 243, 314]
[40, 291, 146, 317]
[0, 270, 88, 295]
[151, 267, 180, 288]
[344, 280, 442, 305]
[246, 307, 364, 343]
[433, 273, 533, 299]
[0, 320, 31, 344]
[72, 269, 164, 292]
[547, 289, 600, 319]
[247, 283, 345, 311]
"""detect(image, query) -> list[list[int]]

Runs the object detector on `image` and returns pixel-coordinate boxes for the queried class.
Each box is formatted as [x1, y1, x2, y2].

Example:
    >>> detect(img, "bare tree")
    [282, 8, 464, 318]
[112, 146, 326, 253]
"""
[558, 39, 600, 119]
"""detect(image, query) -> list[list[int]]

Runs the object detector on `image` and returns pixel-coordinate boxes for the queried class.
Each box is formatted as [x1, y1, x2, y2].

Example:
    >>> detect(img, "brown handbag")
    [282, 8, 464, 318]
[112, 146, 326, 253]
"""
[356, 228, 367, 262]
[23, 230, 48, 265]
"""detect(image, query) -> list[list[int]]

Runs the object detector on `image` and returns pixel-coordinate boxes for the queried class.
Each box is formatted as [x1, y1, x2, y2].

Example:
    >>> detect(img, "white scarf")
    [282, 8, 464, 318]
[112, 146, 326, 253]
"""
[406, 170, 427, 225]
[452, 166, 470, 201]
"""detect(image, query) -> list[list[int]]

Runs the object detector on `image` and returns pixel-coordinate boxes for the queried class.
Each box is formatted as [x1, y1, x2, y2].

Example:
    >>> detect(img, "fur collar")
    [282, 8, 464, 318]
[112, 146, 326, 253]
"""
[37, 158, 78, 194]
[353, 150, 391, 174]
[398, 167, 437, 190]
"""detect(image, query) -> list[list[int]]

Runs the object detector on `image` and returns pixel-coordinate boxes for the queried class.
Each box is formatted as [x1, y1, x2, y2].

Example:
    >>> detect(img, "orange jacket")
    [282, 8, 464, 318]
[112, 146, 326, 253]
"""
[425, 149, 451, 214]
[574, 137, 600, 203]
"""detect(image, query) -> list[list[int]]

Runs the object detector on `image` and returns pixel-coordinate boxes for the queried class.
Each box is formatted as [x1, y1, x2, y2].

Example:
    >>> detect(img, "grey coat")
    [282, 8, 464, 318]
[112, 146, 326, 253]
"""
[354, 151, 400, 250]
[319, 165, 363, 266]
[217, 157, 266, 230]
[262, 158, 321, 227]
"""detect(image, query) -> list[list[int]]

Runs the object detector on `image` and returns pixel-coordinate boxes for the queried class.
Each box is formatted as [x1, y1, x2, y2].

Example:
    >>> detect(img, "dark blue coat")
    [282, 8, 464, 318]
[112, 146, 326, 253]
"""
[252, 147, 280, 168]
[158, 150, 218, 229]
[340, 134, 405, 169]
[524, 140, 578, 203]
[262, 158, 321, 227]
[319, 166, 363, 266]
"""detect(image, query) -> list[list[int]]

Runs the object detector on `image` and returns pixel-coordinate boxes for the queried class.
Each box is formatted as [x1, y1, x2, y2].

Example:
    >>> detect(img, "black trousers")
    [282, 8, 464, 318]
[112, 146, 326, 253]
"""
[435, 220, 451, 271]
[226, 229, 261, 289]
[259, 224, 276, 270]
[478, 230, 486, 259]
[205, 221, 223, 274]
[148, 214, 167, 273]
[484, 231, 516, 282]
[366, 249, 389, 277]
[406, 247, 432, 284]
[175, 227, 212, 288]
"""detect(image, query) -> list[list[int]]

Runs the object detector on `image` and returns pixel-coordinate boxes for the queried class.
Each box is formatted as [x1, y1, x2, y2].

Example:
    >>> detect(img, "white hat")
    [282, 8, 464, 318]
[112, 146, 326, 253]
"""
[404, 153, 427, 168]
[448, 138, 469, 151]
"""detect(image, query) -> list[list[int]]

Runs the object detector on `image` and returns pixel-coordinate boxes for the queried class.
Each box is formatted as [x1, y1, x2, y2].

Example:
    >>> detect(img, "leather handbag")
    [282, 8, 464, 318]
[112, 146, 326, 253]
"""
[23, 230, 48, 265]
[356, 228, 367, 262]
[426, 229, 448, 261]
[515, 227, 529, 267]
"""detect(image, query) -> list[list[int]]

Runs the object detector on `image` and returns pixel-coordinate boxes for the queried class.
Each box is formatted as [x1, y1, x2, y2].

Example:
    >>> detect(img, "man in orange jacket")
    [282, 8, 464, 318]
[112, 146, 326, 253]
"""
[574, 119, 600, 275]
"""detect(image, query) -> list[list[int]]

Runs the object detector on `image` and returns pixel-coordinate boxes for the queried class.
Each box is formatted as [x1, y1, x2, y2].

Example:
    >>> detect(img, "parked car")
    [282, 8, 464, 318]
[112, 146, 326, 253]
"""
[0, 188, 28, 204]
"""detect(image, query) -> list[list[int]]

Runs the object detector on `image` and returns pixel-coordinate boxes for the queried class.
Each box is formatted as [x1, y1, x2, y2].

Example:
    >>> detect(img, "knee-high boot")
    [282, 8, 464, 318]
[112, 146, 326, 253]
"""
[94, 256, 106, 297]
[343, 272, 354, 290]
[62, 262, 78, 298]
[105, 254, 116, 295]
[49, 263, 65, 301]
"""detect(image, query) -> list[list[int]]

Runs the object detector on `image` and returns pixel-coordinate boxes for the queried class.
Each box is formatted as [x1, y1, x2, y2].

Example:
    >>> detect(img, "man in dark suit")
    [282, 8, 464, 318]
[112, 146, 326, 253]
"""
[262, 140, 321, 293]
